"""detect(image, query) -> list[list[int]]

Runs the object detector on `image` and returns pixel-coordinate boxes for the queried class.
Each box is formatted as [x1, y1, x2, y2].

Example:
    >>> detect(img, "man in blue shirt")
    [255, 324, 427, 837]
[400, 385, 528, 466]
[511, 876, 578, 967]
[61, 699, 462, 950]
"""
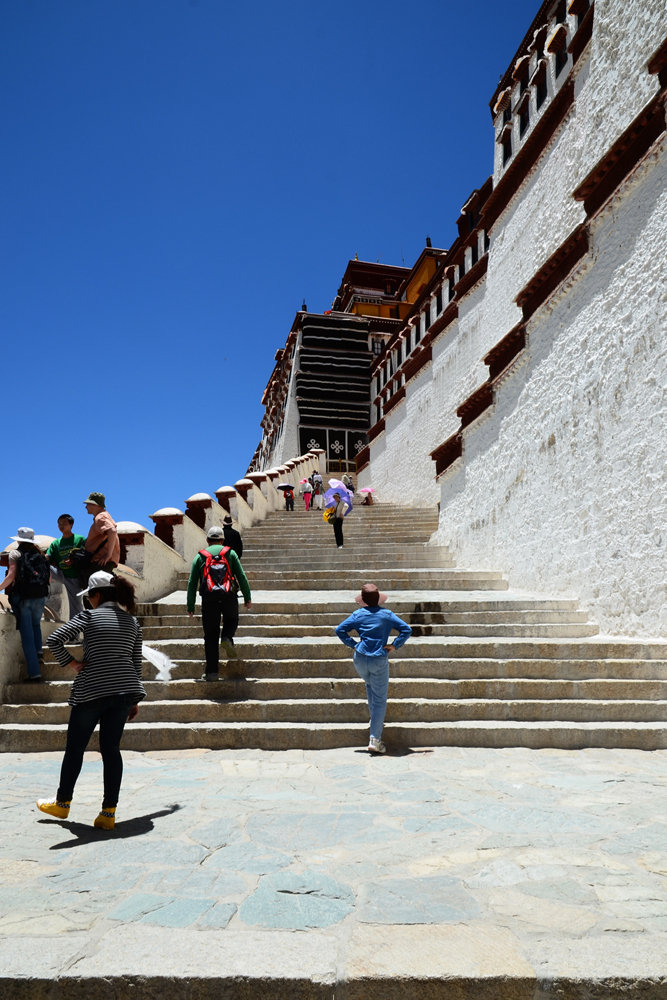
[335, 583, 412, 754]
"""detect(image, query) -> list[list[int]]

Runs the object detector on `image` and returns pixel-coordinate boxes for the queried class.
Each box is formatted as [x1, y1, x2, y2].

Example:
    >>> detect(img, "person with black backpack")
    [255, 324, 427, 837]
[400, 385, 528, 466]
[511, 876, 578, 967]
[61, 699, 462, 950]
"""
[186, 525, 252, 681]
[0, 527, 51, 682]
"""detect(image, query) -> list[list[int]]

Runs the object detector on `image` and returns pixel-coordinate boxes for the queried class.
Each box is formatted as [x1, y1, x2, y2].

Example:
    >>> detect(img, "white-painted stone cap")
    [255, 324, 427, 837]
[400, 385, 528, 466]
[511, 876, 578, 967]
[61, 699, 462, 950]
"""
[151, 507, 183, 517]
[234, 479, 254, 488]
[116, 521, 147, 532]
[4, 535, 55, 552]
[186, 493, 213, 502]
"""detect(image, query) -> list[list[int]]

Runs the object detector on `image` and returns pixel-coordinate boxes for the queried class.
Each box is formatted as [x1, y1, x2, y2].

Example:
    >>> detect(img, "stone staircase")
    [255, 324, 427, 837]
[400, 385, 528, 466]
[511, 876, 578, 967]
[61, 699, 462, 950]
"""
[1, 503, 666, 751]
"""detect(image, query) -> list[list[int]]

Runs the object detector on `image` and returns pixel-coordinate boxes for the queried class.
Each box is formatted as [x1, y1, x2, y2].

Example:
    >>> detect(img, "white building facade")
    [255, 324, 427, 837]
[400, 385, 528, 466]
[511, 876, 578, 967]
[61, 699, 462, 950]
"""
[357, 0, 666, 637]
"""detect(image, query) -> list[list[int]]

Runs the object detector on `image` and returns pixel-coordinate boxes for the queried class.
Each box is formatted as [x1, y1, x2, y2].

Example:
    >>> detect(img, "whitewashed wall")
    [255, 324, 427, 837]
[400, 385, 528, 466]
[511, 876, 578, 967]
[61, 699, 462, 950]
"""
[437, 144, 666, 636]
[362, 0, 666, 635]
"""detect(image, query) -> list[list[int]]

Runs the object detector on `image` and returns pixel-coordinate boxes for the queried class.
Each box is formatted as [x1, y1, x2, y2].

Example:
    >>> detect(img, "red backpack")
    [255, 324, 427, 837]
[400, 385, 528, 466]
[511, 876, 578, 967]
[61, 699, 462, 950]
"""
[199, 547, 234, 597]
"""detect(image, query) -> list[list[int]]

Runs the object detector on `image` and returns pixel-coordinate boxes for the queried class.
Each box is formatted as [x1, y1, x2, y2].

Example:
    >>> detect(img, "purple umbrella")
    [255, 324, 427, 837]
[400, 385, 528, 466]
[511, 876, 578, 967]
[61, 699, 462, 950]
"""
[323, 485, 353, 515]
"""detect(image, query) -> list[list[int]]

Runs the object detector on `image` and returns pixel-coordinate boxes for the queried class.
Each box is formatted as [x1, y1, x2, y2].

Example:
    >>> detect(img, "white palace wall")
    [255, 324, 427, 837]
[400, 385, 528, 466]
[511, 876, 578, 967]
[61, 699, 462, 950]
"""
[438, 142, 666, 637]
[361, 0, 666, 636]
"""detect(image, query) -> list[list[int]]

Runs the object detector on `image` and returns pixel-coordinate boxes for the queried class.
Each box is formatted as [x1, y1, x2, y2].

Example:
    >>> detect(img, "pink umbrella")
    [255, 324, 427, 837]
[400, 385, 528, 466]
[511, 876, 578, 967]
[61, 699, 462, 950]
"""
[299, 478, 309, 484]
[359, 487, 375, 494]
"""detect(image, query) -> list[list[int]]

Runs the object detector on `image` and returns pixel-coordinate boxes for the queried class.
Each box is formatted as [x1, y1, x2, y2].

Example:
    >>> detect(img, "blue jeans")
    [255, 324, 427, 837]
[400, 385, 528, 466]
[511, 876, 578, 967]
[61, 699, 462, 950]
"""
[57, 694, 136, 807]
[353, 650, 389, 739]
[13, 597, 46, 678]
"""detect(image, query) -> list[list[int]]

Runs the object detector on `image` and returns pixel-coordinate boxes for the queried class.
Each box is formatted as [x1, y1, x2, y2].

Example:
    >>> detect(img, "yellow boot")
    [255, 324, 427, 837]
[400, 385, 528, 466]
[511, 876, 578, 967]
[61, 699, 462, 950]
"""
[36, 799, 71, 819]
[94, 807, 116, 830]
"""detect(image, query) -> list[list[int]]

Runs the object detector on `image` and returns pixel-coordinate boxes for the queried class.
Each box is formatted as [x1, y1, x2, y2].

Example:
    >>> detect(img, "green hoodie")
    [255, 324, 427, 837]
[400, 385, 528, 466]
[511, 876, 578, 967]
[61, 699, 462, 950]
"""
[187, 544, 250, 614]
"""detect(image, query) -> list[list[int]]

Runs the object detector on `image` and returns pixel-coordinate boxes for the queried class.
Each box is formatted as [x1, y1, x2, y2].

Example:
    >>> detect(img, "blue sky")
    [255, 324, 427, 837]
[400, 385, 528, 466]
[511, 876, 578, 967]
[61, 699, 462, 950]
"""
[2, 0, 540, 545]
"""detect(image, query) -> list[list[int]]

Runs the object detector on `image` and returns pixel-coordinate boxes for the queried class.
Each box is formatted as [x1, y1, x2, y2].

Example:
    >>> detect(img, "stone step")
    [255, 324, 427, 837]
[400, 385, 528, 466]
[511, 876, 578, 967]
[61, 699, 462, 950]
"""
[2, 719, 665, 752]
[24, 658, 667, 691]
[239, 554, 456, 568]
[6, 496, 665, 754]
[140, 636, 667, 661]
[138, 597, 585, 618]
[4, 698, 667, 727]
[139, 622, 600, 640]
[174, 571, 510, 591]
[10, 674, 667, 703]
[139, 608, 592, 628]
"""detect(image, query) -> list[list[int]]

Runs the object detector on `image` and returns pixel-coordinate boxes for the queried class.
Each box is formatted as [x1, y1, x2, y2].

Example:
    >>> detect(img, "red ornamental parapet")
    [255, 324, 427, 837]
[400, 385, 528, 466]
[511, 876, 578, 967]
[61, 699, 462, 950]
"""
[214, 487, 236, 513]
[149, 507, 183, 550]
[184, 493, 214, 530]
[233, 479, 254, 504]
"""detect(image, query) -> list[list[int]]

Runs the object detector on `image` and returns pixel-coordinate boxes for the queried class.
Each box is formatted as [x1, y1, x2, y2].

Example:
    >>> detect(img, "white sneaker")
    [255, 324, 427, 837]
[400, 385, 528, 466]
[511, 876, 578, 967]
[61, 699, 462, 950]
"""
[367, 737, 386, 755]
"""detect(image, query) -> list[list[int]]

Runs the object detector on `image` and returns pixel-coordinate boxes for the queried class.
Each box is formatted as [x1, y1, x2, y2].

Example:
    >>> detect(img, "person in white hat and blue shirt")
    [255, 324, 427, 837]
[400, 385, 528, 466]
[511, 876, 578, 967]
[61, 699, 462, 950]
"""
[0, 527, 51, 682]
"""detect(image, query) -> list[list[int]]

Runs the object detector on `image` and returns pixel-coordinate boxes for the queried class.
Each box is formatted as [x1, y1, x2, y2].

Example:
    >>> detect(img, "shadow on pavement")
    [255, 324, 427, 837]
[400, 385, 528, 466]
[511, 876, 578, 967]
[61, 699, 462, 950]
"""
[39, 804, 183, 850]
[353, 747, 434, 758]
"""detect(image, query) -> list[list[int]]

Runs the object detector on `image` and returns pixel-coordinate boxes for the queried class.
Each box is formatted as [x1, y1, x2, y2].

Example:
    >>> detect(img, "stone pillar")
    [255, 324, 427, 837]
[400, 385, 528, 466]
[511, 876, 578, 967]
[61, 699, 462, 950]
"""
[310, 448, 327, 477]
[239, 476, 269, 520]
[184, 493, 228, 535]
[116, 521, 187, 603]
[149, 508, 207, 564]
[216, 486, 254, 531]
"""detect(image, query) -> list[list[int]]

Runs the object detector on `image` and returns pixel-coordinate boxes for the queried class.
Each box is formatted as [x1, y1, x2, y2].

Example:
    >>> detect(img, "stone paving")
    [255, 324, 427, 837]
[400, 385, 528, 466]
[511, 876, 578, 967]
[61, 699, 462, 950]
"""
[2, 746, 667, 998]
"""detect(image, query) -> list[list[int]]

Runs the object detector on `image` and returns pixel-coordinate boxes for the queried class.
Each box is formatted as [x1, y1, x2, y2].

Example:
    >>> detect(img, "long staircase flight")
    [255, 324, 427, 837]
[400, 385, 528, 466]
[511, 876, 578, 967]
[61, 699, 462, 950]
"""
[1, 502, 666, 751]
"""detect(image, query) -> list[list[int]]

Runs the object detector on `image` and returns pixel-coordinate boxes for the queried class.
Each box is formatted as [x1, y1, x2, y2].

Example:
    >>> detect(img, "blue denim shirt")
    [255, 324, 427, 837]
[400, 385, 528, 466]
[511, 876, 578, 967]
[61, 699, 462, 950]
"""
[335, 606, 412, 657]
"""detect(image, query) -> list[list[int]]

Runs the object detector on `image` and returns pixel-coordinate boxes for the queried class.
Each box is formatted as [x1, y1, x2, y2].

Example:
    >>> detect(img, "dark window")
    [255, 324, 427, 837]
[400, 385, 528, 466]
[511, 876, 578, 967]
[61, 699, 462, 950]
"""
[484, 231, 490, 253]
[424, 305, 431, 330]
[372, 338, 383, 355]
[502, 132, 512, 165]
[376, 403, 381, 423]
[436, 289, 442, 314]
[448, 276, 455, 301]
[396, 341, 402, 364]
[555, 46, 567, 76]
[503, 106, 511, 125]
[405, 329, 411, 354]
[519, 102, 530, 136]
[415, 320, 421, 343]
[470, 240, 478, 266]
[536, 73, 547, 109]
[576, 0, 590, 28]
[459, 256, 466, 278]
[554, 0, 566, 23]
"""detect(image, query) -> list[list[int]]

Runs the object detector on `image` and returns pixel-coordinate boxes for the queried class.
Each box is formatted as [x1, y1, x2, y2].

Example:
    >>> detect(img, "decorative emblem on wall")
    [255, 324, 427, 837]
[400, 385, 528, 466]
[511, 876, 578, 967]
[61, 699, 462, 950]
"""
[331, 440, 344, 454]
[354, 439, 365, 452]
[307, 438, 321, 450]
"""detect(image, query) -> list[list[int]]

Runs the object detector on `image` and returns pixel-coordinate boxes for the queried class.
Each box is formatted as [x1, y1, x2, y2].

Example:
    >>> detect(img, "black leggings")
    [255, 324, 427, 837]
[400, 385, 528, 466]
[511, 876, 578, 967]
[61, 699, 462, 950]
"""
[57, 694, 135, 808]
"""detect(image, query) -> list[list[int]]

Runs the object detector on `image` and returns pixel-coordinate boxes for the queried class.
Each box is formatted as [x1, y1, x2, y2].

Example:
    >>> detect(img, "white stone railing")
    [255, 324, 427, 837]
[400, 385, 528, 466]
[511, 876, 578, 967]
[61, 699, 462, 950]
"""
[0, 449, 326, 694]
[119, 449, 325, 603]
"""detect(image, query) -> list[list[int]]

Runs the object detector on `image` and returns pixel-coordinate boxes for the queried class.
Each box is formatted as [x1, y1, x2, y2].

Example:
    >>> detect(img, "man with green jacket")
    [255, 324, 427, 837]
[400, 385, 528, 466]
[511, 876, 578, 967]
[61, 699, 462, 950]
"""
[46, 514, 86, 618]
[187, 525, 252, 681]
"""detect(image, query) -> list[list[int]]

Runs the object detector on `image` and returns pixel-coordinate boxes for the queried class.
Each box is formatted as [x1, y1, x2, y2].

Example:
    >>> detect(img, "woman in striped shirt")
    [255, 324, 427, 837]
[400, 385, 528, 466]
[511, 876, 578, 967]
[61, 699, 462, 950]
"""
[37, 570, 145, 830]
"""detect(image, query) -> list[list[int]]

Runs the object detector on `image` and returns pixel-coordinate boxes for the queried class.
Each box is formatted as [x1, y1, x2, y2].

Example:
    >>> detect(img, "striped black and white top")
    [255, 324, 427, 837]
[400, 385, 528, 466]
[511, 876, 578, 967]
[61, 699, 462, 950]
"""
[47, 601, 145, 707]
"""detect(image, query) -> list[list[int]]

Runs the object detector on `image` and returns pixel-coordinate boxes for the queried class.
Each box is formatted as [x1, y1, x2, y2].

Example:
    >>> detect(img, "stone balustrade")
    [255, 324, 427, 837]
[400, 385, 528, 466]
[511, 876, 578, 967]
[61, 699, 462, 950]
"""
[0, 450, 327, 695]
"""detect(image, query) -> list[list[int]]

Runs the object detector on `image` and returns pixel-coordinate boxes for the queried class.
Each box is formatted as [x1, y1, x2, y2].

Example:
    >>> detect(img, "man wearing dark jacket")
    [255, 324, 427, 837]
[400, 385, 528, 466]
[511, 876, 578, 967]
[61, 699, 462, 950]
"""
[222, 515, 243, 559]
[187, 525, 251, 681]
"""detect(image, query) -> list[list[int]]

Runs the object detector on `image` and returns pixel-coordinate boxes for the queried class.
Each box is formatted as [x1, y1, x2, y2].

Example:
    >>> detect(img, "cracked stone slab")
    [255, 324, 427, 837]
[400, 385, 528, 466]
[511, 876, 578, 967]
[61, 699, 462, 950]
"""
[239, 869, 354, 928]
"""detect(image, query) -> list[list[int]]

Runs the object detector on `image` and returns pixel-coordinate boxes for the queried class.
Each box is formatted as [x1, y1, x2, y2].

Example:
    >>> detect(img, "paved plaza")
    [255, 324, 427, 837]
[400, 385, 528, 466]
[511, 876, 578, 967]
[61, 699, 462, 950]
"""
[1, 746, 667, 998]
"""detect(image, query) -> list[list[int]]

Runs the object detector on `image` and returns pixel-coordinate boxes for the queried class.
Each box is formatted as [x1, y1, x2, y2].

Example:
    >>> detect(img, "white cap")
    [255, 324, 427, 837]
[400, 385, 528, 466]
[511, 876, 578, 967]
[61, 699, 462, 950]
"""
[77, 570, 115, 597]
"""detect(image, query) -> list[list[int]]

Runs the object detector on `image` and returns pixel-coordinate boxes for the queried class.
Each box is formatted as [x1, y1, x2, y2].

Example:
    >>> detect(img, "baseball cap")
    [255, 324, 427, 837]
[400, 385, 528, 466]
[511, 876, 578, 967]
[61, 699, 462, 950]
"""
[77, 570, 115, 597]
